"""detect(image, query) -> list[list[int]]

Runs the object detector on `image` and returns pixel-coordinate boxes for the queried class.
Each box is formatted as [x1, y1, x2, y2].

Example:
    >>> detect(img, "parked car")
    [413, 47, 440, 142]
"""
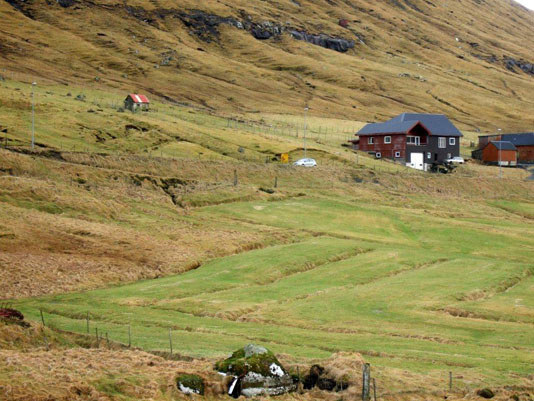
[293, 158, 317, 167]
[445, 156, 465, 164]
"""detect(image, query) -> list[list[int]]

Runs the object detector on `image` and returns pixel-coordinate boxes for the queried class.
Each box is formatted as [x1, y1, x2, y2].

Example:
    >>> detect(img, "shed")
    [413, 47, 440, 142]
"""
[476, 141, 517, 166]
[124, 94, 150, 112]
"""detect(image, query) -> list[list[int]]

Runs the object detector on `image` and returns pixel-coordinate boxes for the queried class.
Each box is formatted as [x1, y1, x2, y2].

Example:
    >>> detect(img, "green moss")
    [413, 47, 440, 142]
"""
[177, 374, 205, 395]
[215, 346, 283, 377]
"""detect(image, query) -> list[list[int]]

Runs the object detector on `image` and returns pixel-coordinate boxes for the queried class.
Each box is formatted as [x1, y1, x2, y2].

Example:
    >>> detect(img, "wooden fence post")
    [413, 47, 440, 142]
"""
[128, 324, 131, 348]
[373, 378, 377, 401]
[86, 311, 90, 333]
[274, 176, 278, 188]
[169, 328, 173, 355]
[233, 170, 238, 186]
[362, 363, 371, 401]
[40, 309, 45, 327]
[449, 371, 452, 392]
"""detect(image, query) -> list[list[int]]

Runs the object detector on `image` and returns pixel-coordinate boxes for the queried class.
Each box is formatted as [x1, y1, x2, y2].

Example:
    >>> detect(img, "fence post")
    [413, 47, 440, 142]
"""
[169, 328, 173, 355]
[40, 309, 45, 327]
[449, 371, 452, 392]
[128, 324, 131, 348]
[373, 378, 377, 401]
[274, 176, 278, 188]
[362, 363, 371, 401]
[86, 311, 90, 333]
[233, 169, 238, 186]
[95, 327, 99, 345]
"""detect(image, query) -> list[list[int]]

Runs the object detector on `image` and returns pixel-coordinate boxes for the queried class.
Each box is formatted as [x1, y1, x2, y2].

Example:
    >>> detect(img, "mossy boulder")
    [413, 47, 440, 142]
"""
[177, 374, 205, 395]
[215, 344, 282, 377]
[215, 344, 296, 397]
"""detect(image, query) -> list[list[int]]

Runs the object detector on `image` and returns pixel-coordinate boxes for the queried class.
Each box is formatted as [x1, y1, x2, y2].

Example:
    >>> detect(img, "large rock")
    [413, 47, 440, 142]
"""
[215, 344, 296, 397]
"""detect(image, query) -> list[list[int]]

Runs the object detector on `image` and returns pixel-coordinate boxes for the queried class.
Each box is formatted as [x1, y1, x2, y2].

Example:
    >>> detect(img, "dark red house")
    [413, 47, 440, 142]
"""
[352, 113, 463, 171]
[474, 133, 534, 164]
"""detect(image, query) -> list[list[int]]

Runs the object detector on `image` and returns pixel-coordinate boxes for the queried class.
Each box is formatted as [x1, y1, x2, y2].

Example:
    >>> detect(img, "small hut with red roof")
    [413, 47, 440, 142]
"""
[124, 93, 150, 112]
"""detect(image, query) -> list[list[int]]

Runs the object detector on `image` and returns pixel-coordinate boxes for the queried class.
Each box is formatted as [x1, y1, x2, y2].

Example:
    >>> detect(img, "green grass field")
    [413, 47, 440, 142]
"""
[15, 194, 534, 388]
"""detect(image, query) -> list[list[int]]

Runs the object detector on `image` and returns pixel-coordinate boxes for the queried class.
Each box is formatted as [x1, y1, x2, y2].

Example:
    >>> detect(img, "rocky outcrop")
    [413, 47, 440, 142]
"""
[215, 344, 296, 398]
[289, 31, 355, 52]
[504, 57, 534, 75]
[176, 10, 355, 52]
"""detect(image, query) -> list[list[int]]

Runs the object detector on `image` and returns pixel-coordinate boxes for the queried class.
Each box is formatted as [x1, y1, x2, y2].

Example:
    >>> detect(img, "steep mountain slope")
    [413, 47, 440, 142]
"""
[1, 0, 534, 131]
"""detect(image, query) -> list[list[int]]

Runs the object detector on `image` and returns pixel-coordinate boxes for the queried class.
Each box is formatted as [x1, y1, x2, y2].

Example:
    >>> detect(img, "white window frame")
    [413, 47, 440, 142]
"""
[368, 137, 374, 145]
[438, 137, 446, 148]
[375, 152, 382, 159]
[449, 137, 456, 145]
[407, 136, 421, 146]
[427, 152, 432, 159]
[395, 151, 401, 158]
[384, 136, 392, 144]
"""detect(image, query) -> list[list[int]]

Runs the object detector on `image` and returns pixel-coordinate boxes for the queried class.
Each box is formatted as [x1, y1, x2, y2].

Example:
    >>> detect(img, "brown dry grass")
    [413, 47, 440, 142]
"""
[1, 0, 534, 132]
[1, 322, 532, 401]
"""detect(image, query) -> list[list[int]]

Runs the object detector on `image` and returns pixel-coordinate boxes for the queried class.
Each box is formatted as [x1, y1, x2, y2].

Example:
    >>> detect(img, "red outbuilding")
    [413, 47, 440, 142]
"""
[124, 94, 150, 112]
[473, 141, 518, 166]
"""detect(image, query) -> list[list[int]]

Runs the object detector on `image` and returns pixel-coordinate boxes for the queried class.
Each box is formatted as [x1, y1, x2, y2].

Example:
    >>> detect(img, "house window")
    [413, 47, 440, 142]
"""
[384, 136, 392, 144]
[438, 137, 446, 148]
[395, 151, 401, 158]
[375, 152, 381, 159]
[449, 137, 456, 145]
[427, 152, 432, 159]
[407, 136, 420, 145]
[368, 137, 374, 145]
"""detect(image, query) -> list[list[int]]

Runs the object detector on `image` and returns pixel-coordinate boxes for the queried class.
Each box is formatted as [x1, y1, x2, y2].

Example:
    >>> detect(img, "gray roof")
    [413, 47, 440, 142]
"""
[490, 141, 517, 151]
[358, 113, 463, 137]
[501, 133, 534, 146]
[357, 120, 418, 135]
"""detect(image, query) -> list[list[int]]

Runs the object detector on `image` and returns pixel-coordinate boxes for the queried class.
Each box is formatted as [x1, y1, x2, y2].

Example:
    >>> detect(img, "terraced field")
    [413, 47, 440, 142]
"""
[15, 194, 534, 388]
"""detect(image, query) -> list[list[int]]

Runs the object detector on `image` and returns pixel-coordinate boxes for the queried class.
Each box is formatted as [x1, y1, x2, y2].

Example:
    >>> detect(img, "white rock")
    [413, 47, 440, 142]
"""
[269, 363, 284, 377]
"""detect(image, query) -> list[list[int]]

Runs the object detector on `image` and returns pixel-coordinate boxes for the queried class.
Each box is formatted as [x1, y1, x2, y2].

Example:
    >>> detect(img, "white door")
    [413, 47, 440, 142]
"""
[409, 153, 424, 170]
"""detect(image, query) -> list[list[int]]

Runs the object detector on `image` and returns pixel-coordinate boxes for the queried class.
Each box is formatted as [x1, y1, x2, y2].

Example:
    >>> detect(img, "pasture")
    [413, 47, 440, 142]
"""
[15, 194, 534, 389]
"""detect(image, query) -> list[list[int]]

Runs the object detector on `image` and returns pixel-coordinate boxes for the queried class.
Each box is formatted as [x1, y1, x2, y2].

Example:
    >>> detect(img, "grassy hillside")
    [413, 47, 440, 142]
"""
[1, 0, 534, 132]
[1, 128, 532, 397]
[2, 0, 534, 399]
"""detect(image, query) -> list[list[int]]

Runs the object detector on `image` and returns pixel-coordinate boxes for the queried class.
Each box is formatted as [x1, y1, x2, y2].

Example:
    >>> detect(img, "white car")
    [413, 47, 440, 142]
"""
[445, 156, 465, 164]
[293, 158, 317, 167]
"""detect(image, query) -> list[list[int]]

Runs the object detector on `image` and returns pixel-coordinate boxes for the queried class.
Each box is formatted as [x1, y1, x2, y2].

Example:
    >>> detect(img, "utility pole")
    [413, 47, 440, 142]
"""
[497, 128, 502, 179]
[304, 106, 309, 158]
[31, 82, 36, 150]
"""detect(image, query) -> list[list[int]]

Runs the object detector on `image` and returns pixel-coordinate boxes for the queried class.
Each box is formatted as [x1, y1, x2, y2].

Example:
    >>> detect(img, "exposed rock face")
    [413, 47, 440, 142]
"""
[176, 10, 355, 52]
[504, 57, 534, 74]
[289, 31, 355, 52]
[215, 344, 296, 398]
